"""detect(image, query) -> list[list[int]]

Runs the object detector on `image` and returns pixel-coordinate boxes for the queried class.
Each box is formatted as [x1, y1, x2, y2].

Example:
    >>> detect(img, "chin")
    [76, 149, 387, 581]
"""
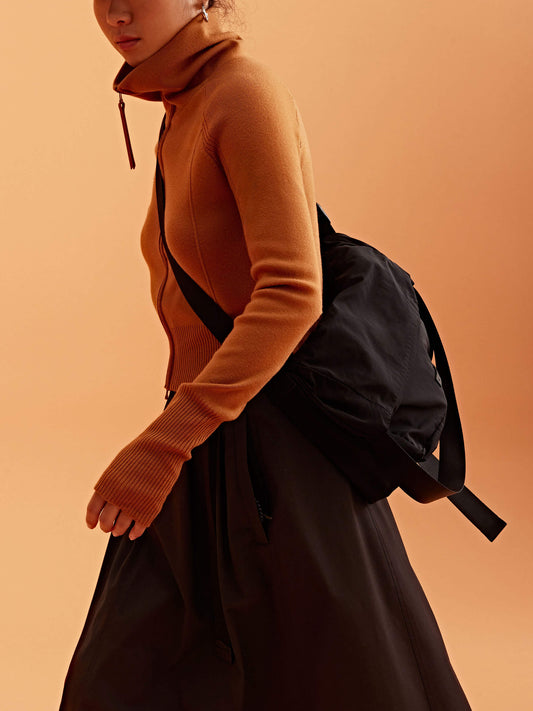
[119, 53, 142, 67]
[123, 48, 157, 67]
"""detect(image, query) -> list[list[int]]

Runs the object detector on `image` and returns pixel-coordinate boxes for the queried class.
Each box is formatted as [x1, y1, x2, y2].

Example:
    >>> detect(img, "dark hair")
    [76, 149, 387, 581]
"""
[207, 0, 247, 32]
[208, 0, 234, 11]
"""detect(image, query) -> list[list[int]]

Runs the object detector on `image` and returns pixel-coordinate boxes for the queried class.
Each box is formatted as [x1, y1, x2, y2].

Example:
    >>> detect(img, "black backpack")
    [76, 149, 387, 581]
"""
[155, 131, 507, 542]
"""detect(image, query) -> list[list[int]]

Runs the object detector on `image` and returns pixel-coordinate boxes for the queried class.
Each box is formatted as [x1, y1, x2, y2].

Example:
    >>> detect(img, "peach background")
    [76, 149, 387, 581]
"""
[1, 0, 531, 708]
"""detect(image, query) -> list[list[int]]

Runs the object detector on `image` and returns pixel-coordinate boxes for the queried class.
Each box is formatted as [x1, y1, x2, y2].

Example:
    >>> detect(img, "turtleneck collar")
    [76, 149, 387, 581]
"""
[113, 7, 244, 104]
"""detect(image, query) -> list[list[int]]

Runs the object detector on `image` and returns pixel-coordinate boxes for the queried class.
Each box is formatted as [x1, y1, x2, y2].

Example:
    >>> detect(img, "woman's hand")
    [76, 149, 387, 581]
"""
[86, 491, 147, 540]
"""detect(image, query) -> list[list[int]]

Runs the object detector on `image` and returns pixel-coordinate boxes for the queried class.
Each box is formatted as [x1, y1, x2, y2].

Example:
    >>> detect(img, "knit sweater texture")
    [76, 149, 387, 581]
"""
[93, 7, 323, 527]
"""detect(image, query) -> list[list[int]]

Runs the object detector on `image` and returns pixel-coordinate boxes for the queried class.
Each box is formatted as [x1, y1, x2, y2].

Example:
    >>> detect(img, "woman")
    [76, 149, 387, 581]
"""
[59, 1, 472, 709]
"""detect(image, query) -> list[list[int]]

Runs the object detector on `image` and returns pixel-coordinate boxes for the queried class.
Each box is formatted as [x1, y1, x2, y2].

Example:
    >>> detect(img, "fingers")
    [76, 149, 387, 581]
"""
[86, 491, 106, 529]
[110, 514, 146, 540]
[129, 521, 147, 541]
[112, 511, 134, 538]
[86, 491, 147, 540]
[98, 502, 121, 532]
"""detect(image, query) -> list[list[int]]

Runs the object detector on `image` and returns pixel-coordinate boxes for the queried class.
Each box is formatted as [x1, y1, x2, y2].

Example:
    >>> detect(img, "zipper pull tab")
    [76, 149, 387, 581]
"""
[118, 92, 136, 170]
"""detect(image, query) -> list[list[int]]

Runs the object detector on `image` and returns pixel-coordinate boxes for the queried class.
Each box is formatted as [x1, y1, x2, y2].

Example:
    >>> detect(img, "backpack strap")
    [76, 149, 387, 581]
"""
[406, 291, 506, 541]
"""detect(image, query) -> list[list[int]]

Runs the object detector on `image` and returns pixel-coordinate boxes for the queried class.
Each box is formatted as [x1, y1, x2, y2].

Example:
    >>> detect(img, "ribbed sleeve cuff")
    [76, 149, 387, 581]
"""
[93, 438, 187, 528]
[92, 386, 230, 528]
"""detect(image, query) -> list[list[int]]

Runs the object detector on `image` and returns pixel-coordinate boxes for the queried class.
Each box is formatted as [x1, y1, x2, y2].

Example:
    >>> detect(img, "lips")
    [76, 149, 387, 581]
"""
[116, 36, 140, 50]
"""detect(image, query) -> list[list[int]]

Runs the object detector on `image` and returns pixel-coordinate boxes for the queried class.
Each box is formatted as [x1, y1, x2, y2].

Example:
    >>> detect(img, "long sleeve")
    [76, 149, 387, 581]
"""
[93, 67, 323, 527]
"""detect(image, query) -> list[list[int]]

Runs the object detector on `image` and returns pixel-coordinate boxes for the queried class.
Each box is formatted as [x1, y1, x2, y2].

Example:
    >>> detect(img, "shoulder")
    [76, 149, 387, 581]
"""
[203, 53, 299, 125]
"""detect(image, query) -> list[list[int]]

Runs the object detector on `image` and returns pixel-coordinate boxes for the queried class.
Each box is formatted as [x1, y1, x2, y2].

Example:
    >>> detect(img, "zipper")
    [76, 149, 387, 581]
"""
[246, 437, 273, 532]
[254, 496, 273, 525]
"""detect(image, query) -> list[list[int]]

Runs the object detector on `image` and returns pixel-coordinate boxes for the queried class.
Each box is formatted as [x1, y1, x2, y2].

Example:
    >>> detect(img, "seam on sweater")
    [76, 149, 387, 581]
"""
[366, 504, 433, 710]
[201, 101, 224, 168]
[202, 81, 226, 167]
[201, 93, 272, 283]
[201, 107, 244, 246]
[188, 120, 219, 303]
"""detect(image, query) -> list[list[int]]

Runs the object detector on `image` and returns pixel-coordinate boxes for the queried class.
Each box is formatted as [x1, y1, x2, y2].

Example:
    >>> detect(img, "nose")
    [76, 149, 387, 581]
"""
[106, 0, 133, 26]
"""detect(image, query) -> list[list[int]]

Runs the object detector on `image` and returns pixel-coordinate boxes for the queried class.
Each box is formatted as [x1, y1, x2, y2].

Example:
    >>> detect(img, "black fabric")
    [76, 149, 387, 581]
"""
[59, 390, 472, 710]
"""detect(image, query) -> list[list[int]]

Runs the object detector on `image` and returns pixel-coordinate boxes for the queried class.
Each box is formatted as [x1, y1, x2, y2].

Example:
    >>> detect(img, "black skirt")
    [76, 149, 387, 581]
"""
[59, 389, 471, 711]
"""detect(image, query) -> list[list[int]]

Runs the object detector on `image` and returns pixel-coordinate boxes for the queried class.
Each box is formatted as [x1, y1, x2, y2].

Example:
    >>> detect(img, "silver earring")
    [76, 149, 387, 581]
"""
[201, 3, 209, 21]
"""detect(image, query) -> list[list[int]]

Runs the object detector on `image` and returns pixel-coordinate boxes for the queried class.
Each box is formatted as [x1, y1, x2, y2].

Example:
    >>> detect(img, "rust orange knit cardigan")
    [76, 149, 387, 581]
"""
[93, 8, 323, 527]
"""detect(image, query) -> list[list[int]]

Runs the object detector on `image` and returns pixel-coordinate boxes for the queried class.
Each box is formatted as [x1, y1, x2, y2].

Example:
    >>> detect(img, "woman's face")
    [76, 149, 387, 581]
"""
[94, 0, 199, 66]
